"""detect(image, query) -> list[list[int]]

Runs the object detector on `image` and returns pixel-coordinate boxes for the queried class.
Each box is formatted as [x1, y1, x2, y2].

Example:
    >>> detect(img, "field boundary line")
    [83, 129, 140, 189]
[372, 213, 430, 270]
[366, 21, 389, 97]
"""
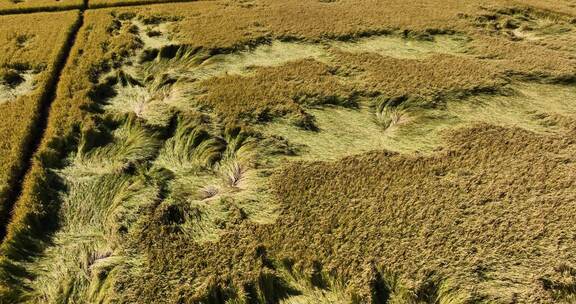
[89, 0, 202, 9]
[0, 4, 82, 16]
[0, 0, 202, 16]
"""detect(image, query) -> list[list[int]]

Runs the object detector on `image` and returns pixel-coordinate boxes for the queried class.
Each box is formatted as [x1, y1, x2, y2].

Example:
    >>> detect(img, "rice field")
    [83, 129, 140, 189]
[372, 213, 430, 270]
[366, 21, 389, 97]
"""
[0, 0, 82, 14]
[0, 11, 79, 240]
[0, 0, 576, 303]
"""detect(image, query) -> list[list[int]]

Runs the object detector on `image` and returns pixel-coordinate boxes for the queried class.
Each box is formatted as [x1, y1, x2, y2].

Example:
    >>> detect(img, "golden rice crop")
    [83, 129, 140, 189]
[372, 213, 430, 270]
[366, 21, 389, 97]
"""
[0, 9, 139, 300]
[334, 51, 506, 100]
[194, 59, 356, 124]
[124, 122, 576, 303]
[0, 0, 82, 14]
[0, 11, 79, 238]
[1, 0, 576, 303]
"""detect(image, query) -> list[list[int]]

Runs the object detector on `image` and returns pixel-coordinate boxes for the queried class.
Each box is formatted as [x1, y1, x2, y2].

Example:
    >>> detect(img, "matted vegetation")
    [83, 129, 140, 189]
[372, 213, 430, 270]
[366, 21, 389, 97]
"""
[118, 122, 576, 304]
[1, 0, 576, 303]
[258, 82, 576, 161]
[0, 9, 161, 300]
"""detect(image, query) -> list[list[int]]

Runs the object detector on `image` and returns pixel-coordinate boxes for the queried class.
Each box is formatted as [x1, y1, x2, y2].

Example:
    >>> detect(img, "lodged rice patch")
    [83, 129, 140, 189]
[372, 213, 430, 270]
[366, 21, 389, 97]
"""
[121, 122, 576, 304]
[1, 0, 576, 303]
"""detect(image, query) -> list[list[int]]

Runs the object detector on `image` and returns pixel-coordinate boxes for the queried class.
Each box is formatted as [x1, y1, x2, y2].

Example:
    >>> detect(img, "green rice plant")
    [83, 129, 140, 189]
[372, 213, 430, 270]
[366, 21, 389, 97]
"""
[187, 268, 299, 304]
[274, 263, 407, 304]
[217, 128, 258, 188]
[373, 269, 414, 304]
[220, 161, 246, 188]
[139, 46, 207, 80]
[85, 255, 126, 303]
[213, 129, 278, 225]
[156, 187, 244, 242]
[187, 41, 328, 81]
[261, 105, 392, 161]
[154, 119, 278, 241]
[278, 268, 352, 304]
[330, 35, 468, 59]
[373, 96, 409, 130]
[168, 172, 219, 203]
[154, 118, 225, 174]
[103, 78, 184, 127]
[63, 121, 160, 177]
[375, 106, 405, 130]
[401, 275, 471, 304]
[25, 240, 113, 304]
[220, 127, 259, 166]
[152, 118, 229, 241]
[292, 265, 470, 304]
[184, 198, 234, 242]
[24, 173, 156, 303]
[219, 169, 278, 226]
[102, 46, 208, 127]
[59, 175, 133, 235]
[21, 116, 160, 302]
